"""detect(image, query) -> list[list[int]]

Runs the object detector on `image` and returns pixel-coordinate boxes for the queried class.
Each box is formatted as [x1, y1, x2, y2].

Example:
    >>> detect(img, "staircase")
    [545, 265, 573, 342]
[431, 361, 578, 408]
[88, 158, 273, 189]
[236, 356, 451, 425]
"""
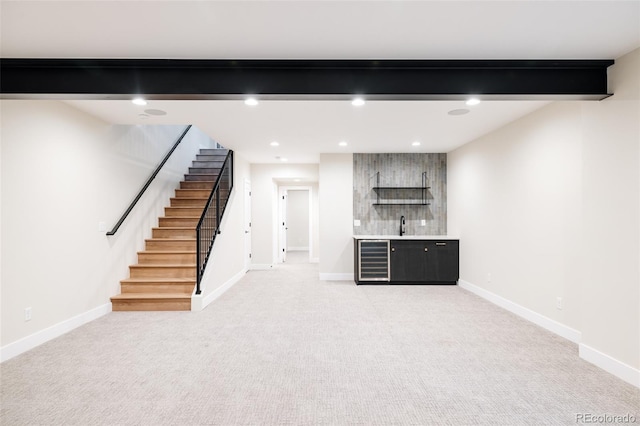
[111, 148, 229, 311]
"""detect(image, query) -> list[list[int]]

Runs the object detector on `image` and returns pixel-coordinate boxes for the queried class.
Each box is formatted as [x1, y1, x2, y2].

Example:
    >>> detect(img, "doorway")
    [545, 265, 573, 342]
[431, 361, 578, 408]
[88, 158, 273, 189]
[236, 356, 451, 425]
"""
[278, 186, 312, 264]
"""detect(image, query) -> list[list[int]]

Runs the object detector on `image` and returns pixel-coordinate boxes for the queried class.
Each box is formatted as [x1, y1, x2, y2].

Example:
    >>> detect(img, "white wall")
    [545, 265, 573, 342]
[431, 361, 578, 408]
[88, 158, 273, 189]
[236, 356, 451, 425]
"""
[449, 101, 584, 328]
[311, 183, 320, 262]
[0, 102, 3, 341]
[579, 49, 639, 378]
[286, 189, 310, 250]
[448, 48, 639, 385]
[249, 164, 319, 268]
[319, 153, 354, 280]
[0, 100, 213, 354]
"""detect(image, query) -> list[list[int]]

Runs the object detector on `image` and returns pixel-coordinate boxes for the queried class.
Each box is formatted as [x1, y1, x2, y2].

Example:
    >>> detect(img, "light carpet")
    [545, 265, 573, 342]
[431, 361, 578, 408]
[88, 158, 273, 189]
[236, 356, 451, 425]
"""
[1, 253, 638, 425]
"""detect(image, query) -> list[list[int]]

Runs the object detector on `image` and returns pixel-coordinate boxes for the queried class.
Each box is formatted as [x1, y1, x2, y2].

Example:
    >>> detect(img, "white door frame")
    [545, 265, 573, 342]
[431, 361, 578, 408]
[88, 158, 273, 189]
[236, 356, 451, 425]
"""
[244, 179, 252, 271]
[278, 188, 288, 263]
[278, 185, 313, 263]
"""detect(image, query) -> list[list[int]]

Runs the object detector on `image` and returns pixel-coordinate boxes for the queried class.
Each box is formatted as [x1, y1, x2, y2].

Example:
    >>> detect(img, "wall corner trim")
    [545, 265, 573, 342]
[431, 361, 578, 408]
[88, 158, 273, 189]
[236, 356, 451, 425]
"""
[579, 344, 640, 389]
[319, 273, 354, 281]
[192, 269, 247, 312]
[0, 303, 112, 363]
[458, 279, 582, 343]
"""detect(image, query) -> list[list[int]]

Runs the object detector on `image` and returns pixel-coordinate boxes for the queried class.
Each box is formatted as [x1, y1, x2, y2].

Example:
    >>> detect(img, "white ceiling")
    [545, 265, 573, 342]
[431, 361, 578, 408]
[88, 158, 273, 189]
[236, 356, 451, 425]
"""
[2, 1, 639, 60]
[64, 99, 550, 163]
[3, 1, 639, 163]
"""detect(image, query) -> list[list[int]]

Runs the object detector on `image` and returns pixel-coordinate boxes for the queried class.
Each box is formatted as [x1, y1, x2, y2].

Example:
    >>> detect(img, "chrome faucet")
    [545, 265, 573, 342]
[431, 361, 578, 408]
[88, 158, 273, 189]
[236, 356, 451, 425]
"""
[400, 215, 406, 236]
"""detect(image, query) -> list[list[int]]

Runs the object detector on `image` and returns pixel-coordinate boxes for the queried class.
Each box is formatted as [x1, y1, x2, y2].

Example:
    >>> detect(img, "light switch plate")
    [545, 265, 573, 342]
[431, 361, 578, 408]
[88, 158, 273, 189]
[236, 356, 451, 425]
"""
[420, 220, 426, 226]
[354, 220, 361, 227]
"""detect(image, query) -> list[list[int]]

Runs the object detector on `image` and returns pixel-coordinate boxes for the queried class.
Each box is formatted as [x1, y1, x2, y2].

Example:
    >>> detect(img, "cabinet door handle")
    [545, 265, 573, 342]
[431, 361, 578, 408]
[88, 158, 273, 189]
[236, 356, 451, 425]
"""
[435, 242, 447, 246]
[424, 247, 428, 252]
[391, 247, 395, 252]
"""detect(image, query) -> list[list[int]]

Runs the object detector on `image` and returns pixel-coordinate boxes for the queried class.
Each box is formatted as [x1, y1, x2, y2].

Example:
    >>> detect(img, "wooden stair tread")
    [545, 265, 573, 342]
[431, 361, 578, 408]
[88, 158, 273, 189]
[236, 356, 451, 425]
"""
[157, 219, 200, 227]
[131, 264, 196, 268]
[145, 238, 196, 241]
[137, 250, 196, 254]
[175, 191, 212, 198]
[171, 197, 209, 200]
[143, 246, 196, 253]
[180, 182, 215, 187]
[111, 293, 191, 299]
[162, 212, 216, 220]
[144, 241, 196, 248]
[120, 278, 196, 284]
[152, 227, 196, 230]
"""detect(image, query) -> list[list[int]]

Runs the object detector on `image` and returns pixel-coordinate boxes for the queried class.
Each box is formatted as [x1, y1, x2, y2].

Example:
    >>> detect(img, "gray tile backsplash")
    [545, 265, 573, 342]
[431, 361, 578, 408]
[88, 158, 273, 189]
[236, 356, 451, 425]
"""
[353, 153, 446, 235]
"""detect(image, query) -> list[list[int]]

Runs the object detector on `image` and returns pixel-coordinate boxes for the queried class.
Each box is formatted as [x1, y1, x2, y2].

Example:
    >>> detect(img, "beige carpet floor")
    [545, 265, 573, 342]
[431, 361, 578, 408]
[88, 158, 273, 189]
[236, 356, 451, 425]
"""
[1, 252, 638, 425]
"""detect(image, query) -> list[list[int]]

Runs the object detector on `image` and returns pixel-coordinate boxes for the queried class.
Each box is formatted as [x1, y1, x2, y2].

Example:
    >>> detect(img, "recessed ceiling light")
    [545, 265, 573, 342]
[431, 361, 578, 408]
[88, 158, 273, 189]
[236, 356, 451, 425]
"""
[244, 97, 259, 106]
[270, 141, 279, 147]
[132, 98, 147, 106]
[294, 179, 301, 182]
[351, 97, 365, 107]
[448, 108, 470, 116]
[280, 158, 288, 162]
[466, 98, 481, 106]
[338, 141, 348, 147]
[412, 141, 421, 146]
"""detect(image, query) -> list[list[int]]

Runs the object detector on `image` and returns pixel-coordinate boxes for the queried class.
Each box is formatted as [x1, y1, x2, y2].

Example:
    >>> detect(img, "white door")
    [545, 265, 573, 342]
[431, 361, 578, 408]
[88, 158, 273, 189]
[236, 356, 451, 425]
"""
[244, 180, 252, 270]
[279, 189, 288, 263]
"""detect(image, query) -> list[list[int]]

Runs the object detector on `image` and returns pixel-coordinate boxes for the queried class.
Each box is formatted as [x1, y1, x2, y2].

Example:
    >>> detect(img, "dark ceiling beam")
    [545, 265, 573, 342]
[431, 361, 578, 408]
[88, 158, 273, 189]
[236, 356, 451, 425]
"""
[0, 59, 614, 100]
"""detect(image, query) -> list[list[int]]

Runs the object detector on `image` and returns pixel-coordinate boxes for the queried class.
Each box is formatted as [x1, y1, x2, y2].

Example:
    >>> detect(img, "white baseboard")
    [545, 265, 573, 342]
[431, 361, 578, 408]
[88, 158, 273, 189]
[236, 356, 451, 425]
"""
[458, 279, 582, 343]
[0, 303, 112, 363]
[192, 269, 246, 311]
[320, 273, 354, 281]
[579, 343, 640, 388]
[459, 279, 640, 389]
[250, 264, 273, 270]
[287, 247, 309, 252]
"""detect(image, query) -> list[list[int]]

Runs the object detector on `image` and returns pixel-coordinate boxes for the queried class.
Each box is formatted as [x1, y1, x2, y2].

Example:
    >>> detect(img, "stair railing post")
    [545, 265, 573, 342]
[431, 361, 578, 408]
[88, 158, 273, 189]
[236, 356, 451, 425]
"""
[196, 227, 202, 295]
[230, 151, 234, 190]
[216, 187, 220, 235]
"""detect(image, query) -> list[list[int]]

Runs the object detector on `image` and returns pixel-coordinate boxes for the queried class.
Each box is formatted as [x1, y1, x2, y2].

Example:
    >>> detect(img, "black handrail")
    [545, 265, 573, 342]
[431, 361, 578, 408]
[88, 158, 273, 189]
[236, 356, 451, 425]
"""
[196, 150, 234, 294]
[107, 125, 192, 236]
